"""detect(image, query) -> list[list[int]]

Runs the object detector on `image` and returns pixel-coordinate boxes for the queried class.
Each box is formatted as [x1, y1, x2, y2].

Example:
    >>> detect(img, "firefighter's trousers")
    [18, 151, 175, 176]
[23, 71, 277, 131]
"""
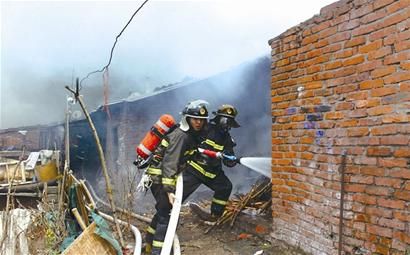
[182, 167, 232, 217]
[145, 183, 173, 255]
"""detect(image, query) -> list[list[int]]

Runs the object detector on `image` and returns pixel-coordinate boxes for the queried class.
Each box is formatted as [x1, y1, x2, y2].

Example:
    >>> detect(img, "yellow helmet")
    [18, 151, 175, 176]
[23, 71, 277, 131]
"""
[213, 104, 240, 128]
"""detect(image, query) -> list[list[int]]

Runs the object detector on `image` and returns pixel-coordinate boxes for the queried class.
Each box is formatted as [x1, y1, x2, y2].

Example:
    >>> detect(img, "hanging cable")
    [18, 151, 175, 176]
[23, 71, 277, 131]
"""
[79, 0, 150, 89]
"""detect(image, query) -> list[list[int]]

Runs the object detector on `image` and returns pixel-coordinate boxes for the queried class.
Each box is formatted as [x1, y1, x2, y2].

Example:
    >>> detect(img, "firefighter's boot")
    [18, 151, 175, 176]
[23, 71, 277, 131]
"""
[143, 243, 152, 254]
[190, 203, 218, 222]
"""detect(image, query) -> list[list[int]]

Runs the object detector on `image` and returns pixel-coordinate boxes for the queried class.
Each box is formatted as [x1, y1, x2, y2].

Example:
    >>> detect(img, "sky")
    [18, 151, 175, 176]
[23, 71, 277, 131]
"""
[0, 0, 336, 129]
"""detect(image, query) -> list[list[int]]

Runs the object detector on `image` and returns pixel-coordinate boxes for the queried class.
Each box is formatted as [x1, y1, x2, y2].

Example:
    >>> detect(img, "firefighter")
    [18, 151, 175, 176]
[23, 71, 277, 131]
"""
[182, 104, 240, 222]
[144, 100, 208, 254]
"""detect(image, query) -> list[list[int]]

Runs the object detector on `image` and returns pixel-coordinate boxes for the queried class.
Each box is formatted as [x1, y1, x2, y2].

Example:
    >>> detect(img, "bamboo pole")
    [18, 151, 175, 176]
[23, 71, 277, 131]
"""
[1, 149, 25, 251]
[65, 80, 124, 247]
[72, 208, 87, 230]
[58, 95, 71, 212]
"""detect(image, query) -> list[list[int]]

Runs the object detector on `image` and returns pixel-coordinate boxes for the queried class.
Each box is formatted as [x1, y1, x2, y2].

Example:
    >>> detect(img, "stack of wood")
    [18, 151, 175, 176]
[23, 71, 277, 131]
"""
[206, 177, 272, 233]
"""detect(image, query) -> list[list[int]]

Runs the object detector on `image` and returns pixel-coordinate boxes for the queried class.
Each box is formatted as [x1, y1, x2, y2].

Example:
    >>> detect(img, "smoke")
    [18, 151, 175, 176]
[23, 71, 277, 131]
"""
[1, 0, 335, 129]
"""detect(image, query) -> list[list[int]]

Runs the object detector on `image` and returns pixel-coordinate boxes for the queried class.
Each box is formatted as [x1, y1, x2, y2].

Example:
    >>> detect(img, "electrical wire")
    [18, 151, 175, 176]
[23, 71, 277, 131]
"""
[79, 0, 150, 89]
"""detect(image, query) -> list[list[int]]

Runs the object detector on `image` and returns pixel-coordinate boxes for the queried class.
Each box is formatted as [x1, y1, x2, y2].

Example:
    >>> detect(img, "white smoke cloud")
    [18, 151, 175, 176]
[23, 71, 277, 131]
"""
[0, 0, 336, 128]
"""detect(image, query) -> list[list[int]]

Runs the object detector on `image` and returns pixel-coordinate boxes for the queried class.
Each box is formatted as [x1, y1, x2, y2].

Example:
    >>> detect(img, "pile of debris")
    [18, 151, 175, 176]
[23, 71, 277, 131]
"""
[204, 176, 272, 233]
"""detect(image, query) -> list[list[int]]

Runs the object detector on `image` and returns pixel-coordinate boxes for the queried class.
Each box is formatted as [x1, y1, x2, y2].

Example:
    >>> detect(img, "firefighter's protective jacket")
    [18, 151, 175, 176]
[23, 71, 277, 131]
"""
[146, 127, 198, 193]
[188, 121, 236, 179]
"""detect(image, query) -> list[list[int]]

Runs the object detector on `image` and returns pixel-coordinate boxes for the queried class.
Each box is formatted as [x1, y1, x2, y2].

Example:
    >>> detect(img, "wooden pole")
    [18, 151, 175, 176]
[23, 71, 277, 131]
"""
[58, 95, 71, 212]
[65, 79, 125, 247]
[338, 150, 347, 255]
[72, 208, 87, 230]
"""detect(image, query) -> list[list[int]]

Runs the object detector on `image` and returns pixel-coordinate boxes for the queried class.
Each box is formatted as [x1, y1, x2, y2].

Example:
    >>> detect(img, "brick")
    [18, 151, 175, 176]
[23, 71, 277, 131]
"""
[335, 84, 358, 94]
[300, 137, 314, 144]
[346, 91, 368, 101]
[394, 148, 410, 157]
[377, 198, 406, 209]
[338, 19, 361, 31]
[394, 190, 410, 201]
[404, 181, 410, 190]
[360, 166, 386, 176]
[365, 186, 392, 196]
[401, 61, 410, 70]
[394, 211, 410, 222]
[329, 31, 352, 44]
[373, 0, 395, 10]
[379, 158, 408, 167]
[367, 147, 392, 157]
[347, 127, 369, 137]
[400, 82, 410, 91]
[375, 177, 403, 188]
[359, 40, 383, 53]
[367, 105, 394, 116]
[360, 79, 384, 90]
[351, 4, 374, 19]
[324, 60, 342, 70]
[353, 193, 377, 204]
[375, 244, 390, 254]
[384, 51, 410, 65]
[336, 102, 355, 110]
[381, 92, 410, 105]
[324, 112, 345, 120]
[362, 8, 387, 25]
[344, 36, 366, 48]
[368, 46, 392, 60]
[306, 65, 321, 74]
[380, 135, 410, 145]
[357, 60, 383, 73]
[371, 125, 398, 135]
[343, 55, 365, 66]
[398, 28, 410, 42]
[367, 225, 392, 238]
[387, 0, 410, 13]
[354, 213, 371, 223]
[304, 81, 323, 90]
[369, 25, 397, 42]
[382, 114, 409, 123]
[384, 7, 410, 27]
[394, 40, 410, 52]
[366, 206, 393, 218]
[345, 184, 366, 193]
[393, 231, 410, 245]
[351, 173, 376, 183]
[358, 118, 382, 127]
[335, 49, 354, 60]
[346, 109, 367, 118]
[311, 20, 331, 33]
[337, 119, 358, 128]
[384, 72, 410, 84]
[276, 58, 290, 67]
[370, 66, 396, 78]
[383, 32, 399, 46]
[318, 26, 338, 39]
[389, 168, 410, 179]
[371, 86, 399, 97]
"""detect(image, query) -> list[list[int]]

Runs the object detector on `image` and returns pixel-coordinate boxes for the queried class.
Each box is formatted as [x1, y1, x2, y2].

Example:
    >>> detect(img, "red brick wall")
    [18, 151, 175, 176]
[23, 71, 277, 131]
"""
[269, 0, 409, 254]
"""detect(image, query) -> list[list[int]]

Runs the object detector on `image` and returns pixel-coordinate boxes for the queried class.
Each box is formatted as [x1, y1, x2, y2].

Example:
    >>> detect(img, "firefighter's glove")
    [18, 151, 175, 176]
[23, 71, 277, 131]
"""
[222, 154, 238, 167]
[167, 192, 176, 205]
[133, 156, 151, 169]
[222, 154, 237, 162]
[136, 173, 152, 192]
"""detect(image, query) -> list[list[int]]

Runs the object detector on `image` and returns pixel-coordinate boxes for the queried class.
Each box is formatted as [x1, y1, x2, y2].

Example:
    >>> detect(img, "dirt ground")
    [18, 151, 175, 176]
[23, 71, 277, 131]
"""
[134, 204, 306, 255]
[174, 207, 273, 255]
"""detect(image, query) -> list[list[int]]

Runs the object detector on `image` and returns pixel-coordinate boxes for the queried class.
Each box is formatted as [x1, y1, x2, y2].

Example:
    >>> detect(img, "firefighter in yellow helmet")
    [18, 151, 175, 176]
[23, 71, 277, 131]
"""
[182, 104, 240, 221]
